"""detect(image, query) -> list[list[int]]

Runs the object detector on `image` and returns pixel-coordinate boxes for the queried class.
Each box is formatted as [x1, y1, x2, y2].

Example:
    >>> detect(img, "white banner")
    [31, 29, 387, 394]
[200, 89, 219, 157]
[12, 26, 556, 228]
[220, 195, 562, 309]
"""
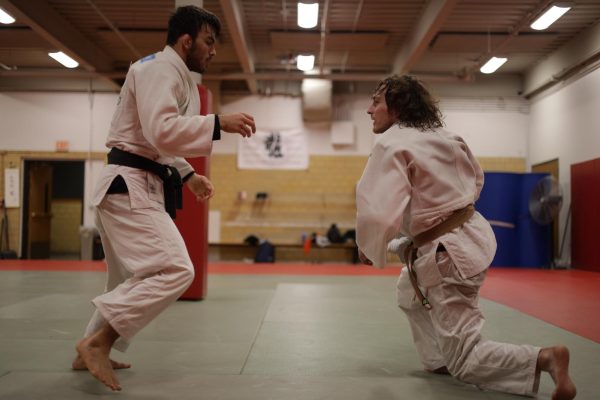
[4, 168, 20, 208]
[237, 128, 308, 170]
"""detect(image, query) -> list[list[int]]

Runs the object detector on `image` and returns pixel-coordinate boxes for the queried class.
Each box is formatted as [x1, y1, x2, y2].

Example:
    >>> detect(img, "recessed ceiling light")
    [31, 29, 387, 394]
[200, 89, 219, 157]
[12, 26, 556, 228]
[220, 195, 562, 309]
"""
[296, 54, 315, 71]
[480, 57, 507, 74]
[297, 2, 319, 29]
[48, 51, 79, 68]
[530, 4, 571, 30]
[0, 7, 16, 24]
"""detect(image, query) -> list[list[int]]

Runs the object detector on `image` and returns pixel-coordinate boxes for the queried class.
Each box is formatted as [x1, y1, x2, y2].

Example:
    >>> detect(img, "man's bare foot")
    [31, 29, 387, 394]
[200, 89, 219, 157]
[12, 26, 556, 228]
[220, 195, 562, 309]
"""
[75, 325, 122, 391]
[537, 346, 576, 400]
[72, 355, 131, 370]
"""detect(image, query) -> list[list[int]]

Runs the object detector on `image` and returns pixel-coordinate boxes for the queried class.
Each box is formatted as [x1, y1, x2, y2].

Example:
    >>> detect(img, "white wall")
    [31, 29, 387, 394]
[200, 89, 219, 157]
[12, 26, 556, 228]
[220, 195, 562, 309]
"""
[0, 91, 531, 158]
[216, 95, 376, 155]
[0, 89, 532, 228]
[528, 66, 600, 261]
[218, 94, 530, 157]
[442, 98, 529, 158]
[0, 92, 117, 227]
[0, 92, 116, 152]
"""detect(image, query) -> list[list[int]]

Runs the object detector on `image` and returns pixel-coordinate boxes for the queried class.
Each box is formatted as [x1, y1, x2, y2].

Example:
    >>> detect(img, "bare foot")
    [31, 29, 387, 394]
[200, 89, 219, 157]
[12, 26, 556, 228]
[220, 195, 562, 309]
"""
[72, 355, 131, 370]
[538, 346, 577, 400]
[75, 335, 121, 391]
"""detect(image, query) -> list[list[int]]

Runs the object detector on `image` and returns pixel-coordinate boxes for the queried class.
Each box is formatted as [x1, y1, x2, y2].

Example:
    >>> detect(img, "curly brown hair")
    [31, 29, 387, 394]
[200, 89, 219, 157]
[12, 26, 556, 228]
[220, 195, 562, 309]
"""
[374, 75, 444, 131]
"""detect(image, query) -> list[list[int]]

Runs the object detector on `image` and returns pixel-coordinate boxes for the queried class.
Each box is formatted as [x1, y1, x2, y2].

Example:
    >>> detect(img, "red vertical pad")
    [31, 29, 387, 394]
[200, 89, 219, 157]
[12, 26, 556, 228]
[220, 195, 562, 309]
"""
[570, 158, 600, 272]
[175, 84, 212, 300]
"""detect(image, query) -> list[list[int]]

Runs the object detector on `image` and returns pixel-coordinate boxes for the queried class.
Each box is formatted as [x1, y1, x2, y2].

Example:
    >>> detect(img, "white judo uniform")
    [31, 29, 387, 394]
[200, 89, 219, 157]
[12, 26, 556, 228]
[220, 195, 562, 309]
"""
[84, 46, 216, 351]
[356, 127, 541, 397]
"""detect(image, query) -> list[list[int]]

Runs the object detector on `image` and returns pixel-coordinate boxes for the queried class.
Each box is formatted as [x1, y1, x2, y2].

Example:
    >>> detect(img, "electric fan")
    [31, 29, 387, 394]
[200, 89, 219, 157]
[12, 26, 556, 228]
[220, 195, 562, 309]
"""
[529, 176, 562, 225]
[528, 175, 563, 225]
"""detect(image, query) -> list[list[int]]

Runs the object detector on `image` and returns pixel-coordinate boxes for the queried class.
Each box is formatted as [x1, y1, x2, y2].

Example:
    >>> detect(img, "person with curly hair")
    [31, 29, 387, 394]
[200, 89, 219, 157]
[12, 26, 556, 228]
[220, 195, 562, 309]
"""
[355, 74, 576, 399]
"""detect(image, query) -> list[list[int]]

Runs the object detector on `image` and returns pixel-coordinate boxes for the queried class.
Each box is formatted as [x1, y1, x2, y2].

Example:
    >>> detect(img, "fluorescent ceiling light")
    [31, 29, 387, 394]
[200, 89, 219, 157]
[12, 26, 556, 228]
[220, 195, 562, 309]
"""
[48, 51, 79, 68]
[530, 5, 571, 30]
[0, 8, 16, 24]
[297, 2, 319, 29]
[296, 54, 315, 71]
[480, 57, 507, 74]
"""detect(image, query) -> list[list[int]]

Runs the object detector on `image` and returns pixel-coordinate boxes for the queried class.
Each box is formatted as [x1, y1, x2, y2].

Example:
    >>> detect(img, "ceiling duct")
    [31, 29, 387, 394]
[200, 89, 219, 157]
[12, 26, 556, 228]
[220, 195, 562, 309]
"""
[301, 78, 332, 122]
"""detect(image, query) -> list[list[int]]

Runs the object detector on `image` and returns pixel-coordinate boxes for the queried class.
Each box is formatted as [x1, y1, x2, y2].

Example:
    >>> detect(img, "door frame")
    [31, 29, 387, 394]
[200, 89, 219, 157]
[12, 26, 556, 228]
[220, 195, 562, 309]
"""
[20, 158, 85, 259]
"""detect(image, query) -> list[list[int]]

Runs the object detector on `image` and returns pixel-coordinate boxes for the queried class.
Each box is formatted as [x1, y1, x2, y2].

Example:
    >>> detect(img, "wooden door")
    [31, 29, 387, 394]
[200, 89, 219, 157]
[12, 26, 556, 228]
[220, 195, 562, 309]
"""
[531, 159, 560, 260]
[28, 163, 53, 259]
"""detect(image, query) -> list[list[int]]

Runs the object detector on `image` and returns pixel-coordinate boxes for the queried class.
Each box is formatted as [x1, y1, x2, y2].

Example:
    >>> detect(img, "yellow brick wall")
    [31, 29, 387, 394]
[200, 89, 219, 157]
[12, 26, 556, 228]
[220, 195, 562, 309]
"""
[50, 199, 82, 253]
[209, 154, 368, 244]
[209, 154, 527, 244]
[477, 157, 526, 173]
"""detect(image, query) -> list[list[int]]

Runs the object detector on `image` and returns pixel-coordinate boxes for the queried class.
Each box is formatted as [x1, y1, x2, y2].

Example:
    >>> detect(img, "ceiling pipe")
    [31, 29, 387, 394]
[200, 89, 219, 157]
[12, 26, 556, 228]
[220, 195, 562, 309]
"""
[340, 0, 364, 73]
[317, 0, 330, 74]
[203, 71, 471, 83]
[0, 68, 472, 83]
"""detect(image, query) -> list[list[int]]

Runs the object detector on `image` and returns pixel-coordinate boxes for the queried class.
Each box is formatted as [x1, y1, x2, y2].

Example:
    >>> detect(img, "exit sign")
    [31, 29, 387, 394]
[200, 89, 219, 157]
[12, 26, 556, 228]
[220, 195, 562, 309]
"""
[55, 140, 69, 152]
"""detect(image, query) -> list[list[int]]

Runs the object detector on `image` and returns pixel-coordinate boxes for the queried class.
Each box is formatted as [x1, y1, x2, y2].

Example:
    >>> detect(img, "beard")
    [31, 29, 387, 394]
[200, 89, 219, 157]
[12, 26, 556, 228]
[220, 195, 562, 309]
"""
[186, 42, 206, 73]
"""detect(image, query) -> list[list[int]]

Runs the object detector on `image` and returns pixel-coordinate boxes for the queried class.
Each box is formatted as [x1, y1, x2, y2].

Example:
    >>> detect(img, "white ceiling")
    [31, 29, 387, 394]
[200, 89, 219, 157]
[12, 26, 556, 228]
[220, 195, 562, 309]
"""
[0, 0, 599, 94]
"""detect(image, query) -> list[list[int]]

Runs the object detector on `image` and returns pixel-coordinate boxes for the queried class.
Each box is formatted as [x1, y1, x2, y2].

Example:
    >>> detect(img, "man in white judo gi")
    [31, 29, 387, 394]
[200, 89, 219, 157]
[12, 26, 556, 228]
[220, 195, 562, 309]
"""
[72, 6, 256, 391]
[355, 74, 576, 400]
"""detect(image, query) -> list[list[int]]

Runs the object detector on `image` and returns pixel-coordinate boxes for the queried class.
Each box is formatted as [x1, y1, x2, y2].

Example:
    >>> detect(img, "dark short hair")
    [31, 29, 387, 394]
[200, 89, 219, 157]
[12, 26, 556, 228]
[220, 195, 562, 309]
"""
[166, 6, 221, 46]
[374, 75, 444, 131]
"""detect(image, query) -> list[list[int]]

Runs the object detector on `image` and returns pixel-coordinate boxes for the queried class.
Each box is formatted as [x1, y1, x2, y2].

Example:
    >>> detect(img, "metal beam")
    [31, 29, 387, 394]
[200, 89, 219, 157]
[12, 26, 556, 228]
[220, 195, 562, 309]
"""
[0, 0, 120, 90]
[85, 0, 142, 60]
[392, 0, 457, 74]
[218, 0, 258, 93]
[523, 19, 600, 98]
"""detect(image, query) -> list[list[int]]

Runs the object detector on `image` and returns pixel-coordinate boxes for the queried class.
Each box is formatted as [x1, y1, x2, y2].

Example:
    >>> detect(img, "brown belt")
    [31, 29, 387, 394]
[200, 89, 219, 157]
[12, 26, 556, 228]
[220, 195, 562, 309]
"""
[402, 204, 475, 310]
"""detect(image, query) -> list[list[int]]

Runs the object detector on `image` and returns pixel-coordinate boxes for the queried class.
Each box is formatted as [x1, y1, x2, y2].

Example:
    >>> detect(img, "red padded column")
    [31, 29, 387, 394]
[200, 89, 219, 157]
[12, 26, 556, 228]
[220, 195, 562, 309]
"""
[176, 84, 212, 300]
[571, 157, 600, 272]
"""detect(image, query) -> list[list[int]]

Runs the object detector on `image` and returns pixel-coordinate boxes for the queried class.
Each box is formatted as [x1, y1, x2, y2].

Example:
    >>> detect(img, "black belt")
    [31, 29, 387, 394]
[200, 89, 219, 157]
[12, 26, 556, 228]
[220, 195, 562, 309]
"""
[106, 148, 182, 219]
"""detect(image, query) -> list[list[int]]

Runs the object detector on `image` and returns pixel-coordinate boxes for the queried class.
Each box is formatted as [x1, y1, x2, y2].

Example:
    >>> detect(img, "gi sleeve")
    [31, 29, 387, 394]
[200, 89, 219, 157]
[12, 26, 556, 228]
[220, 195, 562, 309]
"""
[355, 141, 411, 268]
[172, 157, 194, 181]
[133, 63, 215, 158]
[459, 137, 484, 200]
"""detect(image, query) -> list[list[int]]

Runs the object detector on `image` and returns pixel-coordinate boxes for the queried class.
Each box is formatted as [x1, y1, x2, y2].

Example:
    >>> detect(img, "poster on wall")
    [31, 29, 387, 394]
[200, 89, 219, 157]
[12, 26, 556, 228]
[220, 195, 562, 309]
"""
[237, 128, 308, 170]
[4, 168, 20, 208]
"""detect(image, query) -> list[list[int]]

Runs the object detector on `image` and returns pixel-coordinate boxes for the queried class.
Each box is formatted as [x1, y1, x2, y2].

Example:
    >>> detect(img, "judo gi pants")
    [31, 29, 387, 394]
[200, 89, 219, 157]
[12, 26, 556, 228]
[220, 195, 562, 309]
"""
[397, 251, 540, 397]
[83, 193, 194, 352]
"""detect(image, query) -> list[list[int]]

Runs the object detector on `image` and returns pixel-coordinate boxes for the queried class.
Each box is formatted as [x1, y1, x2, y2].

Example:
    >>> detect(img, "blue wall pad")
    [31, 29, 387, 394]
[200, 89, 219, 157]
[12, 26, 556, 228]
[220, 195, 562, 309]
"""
[476, 172, 551, 267]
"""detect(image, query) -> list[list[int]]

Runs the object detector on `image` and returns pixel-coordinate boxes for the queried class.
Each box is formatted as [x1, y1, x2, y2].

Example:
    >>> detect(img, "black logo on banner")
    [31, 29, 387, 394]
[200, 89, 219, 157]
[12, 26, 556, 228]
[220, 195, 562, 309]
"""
[264, 132, 283, 158]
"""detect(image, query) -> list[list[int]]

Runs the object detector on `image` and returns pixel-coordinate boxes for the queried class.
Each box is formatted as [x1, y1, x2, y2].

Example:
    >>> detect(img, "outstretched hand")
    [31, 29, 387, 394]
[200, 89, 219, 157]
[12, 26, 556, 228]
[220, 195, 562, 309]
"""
[186, 174, 214, 202]
[220, 113, 256, 138]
